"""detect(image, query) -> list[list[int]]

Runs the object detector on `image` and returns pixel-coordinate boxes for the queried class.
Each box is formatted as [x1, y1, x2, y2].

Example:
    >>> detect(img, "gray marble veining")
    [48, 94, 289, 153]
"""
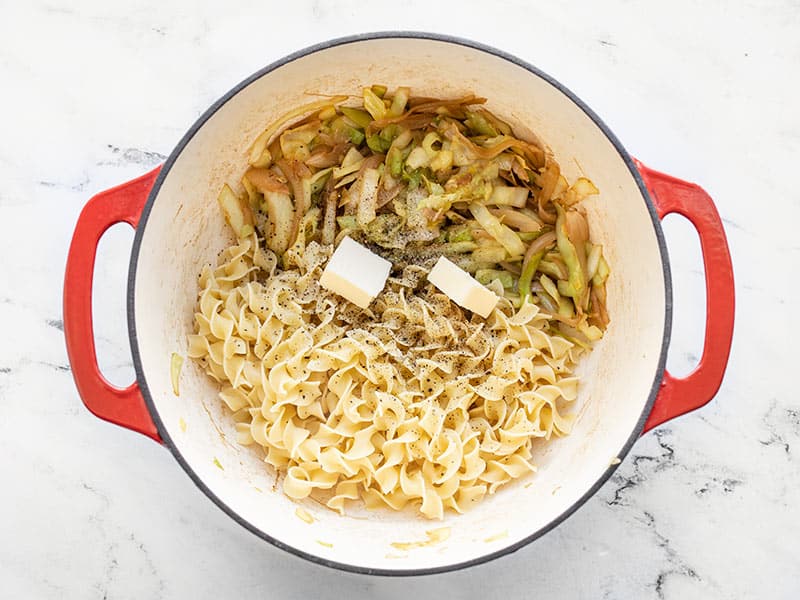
[1, 1, 798, 598]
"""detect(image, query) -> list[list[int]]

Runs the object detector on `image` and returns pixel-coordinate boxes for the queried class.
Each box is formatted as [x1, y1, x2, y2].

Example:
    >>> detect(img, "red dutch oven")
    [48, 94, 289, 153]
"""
[64, 33, 734, 575]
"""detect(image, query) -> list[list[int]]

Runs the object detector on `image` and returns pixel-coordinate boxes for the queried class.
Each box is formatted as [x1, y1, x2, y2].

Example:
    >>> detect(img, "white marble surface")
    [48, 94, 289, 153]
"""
[1, 1, 798, 598]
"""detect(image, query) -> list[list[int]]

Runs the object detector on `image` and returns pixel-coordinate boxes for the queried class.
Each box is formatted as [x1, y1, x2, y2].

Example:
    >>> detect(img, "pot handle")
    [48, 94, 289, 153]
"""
[634, 160, 735, 432]
[63, 168, 163, 442]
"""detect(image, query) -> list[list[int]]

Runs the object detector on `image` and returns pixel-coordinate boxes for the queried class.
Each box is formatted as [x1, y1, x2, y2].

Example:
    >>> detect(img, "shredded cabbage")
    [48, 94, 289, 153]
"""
[170, 353, 183, 396]
[235, 86, 608, 341]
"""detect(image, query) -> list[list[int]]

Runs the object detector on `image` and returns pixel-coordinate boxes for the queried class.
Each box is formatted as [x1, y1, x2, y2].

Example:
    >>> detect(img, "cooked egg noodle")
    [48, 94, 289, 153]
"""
[188, 228, 583, 519]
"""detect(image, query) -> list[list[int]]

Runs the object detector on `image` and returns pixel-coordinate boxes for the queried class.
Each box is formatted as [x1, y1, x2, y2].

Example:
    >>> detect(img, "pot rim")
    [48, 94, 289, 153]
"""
[127, 31, 673, 577]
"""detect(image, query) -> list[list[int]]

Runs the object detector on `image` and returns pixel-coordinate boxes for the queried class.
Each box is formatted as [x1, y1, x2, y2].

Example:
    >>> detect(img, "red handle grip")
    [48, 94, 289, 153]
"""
[64, 168, 162, 442]
[634, 160, 735, 432]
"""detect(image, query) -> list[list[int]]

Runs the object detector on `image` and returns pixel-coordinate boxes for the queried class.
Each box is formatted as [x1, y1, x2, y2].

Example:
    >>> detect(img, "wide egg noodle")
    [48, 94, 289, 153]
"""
[188, 228, 585, 519]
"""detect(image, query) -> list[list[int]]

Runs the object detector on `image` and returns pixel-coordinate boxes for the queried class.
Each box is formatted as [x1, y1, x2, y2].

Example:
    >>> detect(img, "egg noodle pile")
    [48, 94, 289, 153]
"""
[188, 226, 583, 519]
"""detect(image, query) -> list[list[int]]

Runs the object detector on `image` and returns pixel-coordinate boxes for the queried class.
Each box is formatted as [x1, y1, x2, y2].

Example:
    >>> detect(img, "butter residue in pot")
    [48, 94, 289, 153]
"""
[390, 527, 451, 551]
[295, 507, 314, 524]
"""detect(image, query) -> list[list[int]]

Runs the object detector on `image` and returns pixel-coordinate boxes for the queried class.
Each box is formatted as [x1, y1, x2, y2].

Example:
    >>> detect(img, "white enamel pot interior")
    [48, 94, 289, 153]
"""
[129, 34, 670, 575]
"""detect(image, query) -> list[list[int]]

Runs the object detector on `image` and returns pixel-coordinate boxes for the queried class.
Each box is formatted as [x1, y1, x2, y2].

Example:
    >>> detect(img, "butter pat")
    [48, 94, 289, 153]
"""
[320, 236, 391, 308]
[428, 256, 499, 318]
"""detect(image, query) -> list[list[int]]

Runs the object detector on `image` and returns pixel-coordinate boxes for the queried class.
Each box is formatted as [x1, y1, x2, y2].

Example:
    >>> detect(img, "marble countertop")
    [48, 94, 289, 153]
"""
[1, 1, 798, 598]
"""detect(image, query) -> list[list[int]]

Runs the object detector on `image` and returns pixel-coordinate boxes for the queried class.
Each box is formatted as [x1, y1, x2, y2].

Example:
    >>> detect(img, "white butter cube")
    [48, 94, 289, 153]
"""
[428, 256, 499, 318]
[320, 236, 392, 309]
